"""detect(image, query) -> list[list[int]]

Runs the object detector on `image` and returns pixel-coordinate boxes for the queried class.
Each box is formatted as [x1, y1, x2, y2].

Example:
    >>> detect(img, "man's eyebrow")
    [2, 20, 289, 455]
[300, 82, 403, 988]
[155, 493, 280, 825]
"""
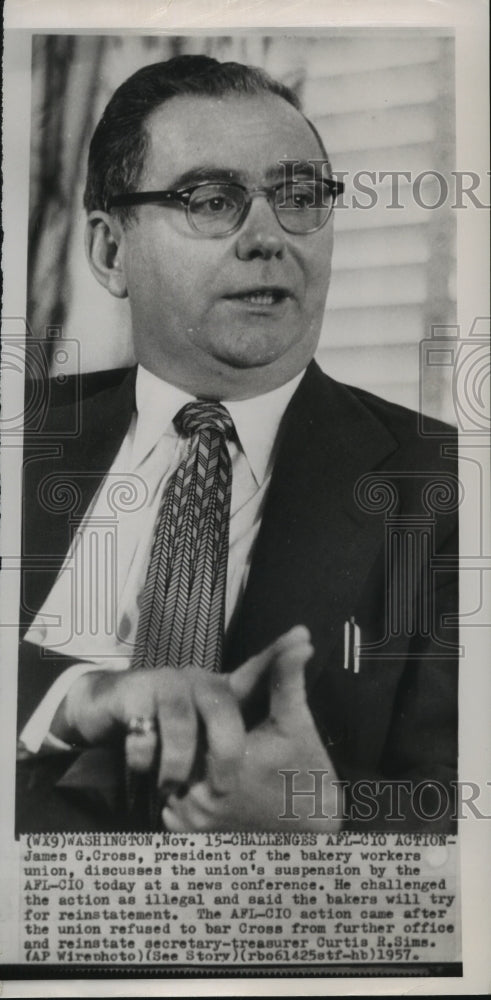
[167, 160, 330, 189]
[272, 159, 330, 180]
[169, 166, 245, 188]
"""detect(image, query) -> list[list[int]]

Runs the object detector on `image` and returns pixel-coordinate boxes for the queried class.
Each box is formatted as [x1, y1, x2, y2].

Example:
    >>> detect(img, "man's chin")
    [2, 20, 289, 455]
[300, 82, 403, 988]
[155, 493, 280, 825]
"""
[211, 333, 297, 371]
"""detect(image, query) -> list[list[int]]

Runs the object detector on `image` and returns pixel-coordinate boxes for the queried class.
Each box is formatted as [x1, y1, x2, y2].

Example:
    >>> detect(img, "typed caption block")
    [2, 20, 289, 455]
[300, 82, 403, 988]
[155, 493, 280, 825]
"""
[19, 831, 459, 968]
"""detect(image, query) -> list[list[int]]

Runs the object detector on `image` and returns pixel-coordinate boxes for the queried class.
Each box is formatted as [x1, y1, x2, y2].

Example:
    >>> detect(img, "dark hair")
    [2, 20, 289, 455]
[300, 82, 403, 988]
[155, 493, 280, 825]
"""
[83, 54, 329, 223]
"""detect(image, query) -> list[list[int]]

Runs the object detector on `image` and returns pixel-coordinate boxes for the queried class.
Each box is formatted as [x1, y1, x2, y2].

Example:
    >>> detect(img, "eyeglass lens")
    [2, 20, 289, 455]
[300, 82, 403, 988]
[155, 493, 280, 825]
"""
[187, 182, 334, 235]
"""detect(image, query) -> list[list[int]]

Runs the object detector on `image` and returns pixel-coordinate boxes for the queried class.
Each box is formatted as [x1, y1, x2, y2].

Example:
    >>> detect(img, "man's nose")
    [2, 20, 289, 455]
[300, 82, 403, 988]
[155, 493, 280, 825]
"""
[235, 193, 286, 261]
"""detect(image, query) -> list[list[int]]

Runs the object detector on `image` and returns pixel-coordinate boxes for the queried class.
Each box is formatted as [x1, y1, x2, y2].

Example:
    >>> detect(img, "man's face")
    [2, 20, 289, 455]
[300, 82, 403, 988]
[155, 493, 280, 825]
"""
[114, 92, 334, 398]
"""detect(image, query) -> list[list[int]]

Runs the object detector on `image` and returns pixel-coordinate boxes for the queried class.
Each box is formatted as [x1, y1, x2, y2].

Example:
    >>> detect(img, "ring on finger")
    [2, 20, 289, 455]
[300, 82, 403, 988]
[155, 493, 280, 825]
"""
[126, 716, 157, 737]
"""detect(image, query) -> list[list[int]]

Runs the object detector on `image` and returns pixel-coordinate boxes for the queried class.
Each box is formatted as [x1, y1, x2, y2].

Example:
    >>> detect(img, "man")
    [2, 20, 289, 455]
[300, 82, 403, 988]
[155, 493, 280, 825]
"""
[16, 55, 458, 833]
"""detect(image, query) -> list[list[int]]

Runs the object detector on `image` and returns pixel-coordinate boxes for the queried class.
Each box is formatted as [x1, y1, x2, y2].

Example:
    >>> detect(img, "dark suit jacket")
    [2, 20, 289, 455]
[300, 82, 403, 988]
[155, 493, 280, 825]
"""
[16, 361, 459, 832]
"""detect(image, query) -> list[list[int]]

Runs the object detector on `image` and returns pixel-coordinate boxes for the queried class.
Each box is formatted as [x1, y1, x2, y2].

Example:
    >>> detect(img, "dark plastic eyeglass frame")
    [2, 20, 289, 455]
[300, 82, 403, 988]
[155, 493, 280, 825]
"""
[107, 178, 345, 236]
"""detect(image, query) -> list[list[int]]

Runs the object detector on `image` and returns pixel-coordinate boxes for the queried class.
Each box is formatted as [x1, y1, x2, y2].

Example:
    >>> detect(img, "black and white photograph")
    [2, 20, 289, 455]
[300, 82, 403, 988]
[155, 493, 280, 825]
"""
[1, 0, 489, 994]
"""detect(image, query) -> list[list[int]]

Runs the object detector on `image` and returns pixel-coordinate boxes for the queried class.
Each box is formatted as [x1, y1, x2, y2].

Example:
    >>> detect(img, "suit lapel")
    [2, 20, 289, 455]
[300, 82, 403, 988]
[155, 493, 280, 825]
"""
[225, 362, 399, 692]
[22, 368, 137, 627]
[56, 366, 138, 478]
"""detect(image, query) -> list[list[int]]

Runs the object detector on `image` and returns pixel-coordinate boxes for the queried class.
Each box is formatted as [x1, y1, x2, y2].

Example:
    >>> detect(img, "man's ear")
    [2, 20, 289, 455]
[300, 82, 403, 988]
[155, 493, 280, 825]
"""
[85, 210, 128, 299]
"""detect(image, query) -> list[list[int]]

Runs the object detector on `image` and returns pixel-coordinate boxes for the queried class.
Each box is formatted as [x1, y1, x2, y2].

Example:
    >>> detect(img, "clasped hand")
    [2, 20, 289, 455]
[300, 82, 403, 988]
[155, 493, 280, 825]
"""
[53, 626, 341, 830]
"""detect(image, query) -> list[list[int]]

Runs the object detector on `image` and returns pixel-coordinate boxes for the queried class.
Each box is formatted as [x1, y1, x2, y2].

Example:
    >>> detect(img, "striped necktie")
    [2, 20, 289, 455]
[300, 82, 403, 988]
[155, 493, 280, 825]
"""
[126, 401, 234, 828]
[131, 399, 234, 674]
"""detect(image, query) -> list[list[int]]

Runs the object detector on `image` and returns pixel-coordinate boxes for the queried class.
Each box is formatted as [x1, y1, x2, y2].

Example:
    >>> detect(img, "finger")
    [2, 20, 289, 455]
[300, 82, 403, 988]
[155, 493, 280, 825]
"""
[229, 625, 312, 703]
[269, 635, 314, 728]
[119, 676, 158, 773]
[193, 675, 245, 794]
[154, 674, 199, 790]
[162, 800, 191, 832]
[125, 728, 159, 773]
[163, 784, 218, 832]
[178, 782, 216, 813]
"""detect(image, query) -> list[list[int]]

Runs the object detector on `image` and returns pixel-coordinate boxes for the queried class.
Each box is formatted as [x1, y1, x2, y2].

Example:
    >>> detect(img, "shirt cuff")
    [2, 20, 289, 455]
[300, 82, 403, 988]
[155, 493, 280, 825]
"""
[19, 658, 127, 754]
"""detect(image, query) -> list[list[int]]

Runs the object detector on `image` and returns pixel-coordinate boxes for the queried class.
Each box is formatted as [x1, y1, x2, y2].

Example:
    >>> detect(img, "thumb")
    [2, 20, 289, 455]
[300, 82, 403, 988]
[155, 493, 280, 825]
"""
[269, 627, 314, 727]
[229, 626, 312, 705]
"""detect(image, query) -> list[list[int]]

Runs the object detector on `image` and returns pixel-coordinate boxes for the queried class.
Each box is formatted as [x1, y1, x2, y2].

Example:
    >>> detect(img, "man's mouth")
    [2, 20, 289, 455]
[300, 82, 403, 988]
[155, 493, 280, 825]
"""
[224, 287, 290, 306]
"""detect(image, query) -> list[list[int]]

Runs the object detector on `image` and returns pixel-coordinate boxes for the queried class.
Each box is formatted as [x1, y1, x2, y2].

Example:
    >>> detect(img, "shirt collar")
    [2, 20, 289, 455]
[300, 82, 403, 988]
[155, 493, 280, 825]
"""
[226, 373, 304, 484]
[133, 367, 194, 465]
[133, 364, 305, 484]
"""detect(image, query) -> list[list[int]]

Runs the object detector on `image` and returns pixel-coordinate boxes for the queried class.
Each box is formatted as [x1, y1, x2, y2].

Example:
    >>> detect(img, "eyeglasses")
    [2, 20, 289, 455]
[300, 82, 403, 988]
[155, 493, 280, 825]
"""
[107, 178, 345, 236]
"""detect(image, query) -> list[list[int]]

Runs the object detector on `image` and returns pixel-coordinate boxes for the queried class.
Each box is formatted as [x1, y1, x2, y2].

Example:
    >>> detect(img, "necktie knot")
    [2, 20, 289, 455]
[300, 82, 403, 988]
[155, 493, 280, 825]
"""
[174, 400, 234, 440]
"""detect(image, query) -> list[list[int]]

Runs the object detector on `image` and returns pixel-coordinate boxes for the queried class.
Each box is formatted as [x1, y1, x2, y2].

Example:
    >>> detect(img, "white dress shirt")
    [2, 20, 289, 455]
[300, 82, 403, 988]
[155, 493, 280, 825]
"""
[21, 364, 304, 752]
